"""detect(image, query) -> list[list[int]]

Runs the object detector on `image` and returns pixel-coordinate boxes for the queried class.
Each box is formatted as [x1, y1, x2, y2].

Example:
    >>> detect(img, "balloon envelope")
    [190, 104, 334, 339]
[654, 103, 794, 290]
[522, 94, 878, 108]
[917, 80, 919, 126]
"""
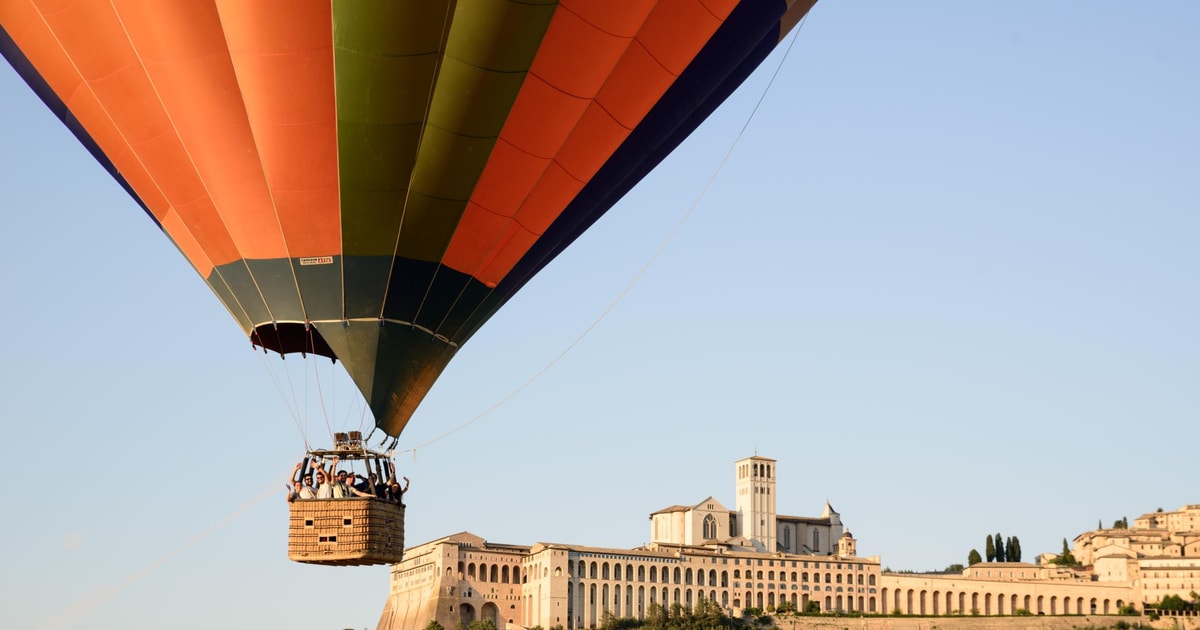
[1, 0, 815, 437]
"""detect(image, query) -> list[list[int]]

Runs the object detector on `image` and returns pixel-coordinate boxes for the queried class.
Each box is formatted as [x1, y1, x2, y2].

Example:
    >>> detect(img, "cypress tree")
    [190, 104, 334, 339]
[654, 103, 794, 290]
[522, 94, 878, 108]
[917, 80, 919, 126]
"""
[985, 535, 995, 562]
[995, 532, 1005, 562]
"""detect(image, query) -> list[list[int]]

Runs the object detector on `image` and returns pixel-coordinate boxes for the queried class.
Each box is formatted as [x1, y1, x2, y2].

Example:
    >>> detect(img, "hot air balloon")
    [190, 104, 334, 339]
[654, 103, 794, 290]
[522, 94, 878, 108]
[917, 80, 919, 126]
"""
[2, 0, 817, 565]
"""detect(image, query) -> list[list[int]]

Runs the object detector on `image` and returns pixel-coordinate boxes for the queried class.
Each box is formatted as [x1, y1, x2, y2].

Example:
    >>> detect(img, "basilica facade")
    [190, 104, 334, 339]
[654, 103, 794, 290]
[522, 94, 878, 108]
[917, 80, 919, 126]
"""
[377, 456, 879, 630]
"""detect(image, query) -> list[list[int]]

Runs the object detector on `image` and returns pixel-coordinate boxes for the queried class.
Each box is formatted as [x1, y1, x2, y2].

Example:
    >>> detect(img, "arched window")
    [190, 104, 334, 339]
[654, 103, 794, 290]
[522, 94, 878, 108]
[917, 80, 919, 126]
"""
[703, 515, 718, 540]
[589, 562, 597, 579]
[602, 563, 610, 580]
[650, 566, 657, 582]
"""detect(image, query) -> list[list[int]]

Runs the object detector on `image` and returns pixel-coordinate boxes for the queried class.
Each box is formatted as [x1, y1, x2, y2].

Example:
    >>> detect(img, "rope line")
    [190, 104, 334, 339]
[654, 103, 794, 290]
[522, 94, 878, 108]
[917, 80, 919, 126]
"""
[35, 475, 286, 630]
[253, 348, 308, 448]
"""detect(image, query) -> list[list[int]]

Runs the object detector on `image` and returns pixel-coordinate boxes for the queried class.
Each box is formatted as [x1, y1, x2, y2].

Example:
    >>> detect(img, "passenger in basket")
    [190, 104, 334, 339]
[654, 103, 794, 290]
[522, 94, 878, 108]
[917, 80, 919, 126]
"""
[332, 470, 351, 498]
[287, 462, 317, 502]
[370, 472, 388, 498]
[387, 476, 410, 505]
[351, 472, 376, 497]
[314, 456, 337, 499]
[334, 469, 374, 498]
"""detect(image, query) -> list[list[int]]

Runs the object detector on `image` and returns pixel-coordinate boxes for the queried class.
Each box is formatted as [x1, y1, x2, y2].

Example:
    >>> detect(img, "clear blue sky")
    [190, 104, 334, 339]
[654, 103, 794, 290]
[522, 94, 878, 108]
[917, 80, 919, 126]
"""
[1, 2, 1197, 629]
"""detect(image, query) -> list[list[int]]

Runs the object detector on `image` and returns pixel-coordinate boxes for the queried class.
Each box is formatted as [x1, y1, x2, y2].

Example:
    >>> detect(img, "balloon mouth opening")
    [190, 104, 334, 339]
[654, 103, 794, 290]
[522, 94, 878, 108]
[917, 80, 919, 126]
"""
[250, 322, 336, 360]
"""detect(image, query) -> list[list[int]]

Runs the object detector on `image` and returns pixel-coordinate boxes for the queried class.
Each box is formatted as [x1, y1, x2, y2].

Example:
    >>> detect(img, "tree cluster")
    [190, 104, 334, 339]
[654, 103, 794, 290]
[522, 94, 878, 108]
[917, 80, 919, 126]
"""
[1150, 592, 1199, 613]
[603, 599, 751, 630]
[980, 532, 1021, 563]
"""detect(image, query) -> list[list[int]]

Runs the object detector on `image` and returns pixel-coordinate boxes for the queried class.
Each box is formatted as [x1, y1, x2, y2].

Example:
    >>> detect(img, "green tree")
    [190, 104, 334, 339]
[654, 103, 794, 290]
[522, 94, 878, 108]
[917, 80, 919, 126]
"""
[424, 622, 445, 630]
[945, 563, 965, 573]
[985, 535, 995, 562]
[968, 549, 982, 566]
[1052, 538, 1077, 566]
[1009, 536, 1021, 562]
[1155, 594, 1188, 611]
[803, 601, 820, 614]
[995, 532, 1005, 562]
[644, 602, 667, 628]
[467, 620, 496, 630]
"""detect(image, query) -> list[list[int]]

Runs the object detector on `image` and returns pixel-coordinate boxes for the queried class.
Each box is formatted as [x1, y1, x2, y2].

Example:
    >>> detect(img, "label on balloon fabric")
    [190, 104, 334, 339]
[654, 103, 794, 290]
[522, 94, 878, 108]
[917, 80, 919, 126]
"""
[299, 256, 334, 265]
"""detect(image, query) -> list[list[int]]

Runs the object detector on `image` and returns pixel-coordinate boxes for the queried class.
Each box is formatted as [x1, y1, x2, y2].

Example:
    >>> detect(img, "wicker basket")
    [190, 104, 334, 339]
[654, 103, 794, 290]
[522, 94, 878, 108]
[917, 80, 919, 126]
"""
[288, 497, 405, 566]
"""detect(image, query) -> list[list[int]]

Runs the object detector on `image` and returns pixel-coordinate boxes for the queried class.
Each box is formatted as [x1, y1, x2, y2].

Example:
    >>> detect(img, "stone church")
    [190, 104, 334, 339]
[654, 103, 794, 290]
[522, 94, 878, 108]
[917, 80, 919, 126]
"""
[377, 455, 874, 630]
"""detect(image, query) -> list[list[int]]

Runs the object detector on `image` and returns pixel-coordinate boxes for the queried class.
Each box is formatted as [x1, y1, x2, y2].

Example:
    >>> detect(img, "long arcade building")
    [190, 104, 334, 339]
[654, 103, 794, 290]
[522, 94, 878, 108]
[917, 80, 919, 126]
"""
[378, 456, 879, 630]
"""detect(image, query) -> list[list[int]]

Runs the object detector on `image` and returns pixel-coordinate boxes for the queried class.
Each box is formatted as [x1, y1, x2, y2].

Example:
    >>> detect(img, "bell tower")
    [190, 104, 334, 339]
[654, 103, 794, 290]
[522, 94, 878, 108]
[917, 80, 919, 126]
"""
[735, 455, 777, 552]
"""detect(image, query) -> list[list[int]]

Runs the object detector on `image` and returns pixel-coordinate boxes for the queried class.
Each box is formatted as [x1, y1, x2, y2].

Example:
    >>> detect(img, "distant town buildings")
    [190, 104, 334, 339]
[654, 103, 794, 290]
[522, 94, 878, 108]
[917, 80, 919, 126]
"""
[376, 457, 1198, 630]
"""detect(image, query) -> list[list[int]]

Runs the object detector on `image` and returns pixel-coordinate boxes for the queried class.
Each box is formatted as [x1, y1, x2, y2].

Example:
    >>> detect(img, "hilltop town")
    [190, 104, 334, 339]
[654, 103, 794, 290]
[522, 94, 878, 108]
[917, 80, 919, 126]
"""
[377, 455, 1198, 630]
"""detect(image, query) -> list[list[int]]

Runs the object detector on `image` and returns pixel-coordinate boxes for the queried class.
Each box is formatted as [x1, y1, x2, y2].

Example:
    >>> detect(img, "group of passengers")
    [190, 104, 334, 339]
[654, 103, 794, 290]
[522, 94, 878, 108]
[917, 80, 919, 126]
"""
[287, 455, 408, 505]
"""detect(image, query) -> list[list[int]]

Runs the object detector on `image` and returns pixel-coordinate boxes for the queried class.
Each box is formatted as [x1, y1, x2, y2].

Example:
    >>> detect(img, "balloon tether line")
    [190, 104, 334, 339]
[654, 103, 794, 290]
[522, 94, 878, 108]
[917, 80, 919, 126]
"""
[396, 17, 809, 457]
